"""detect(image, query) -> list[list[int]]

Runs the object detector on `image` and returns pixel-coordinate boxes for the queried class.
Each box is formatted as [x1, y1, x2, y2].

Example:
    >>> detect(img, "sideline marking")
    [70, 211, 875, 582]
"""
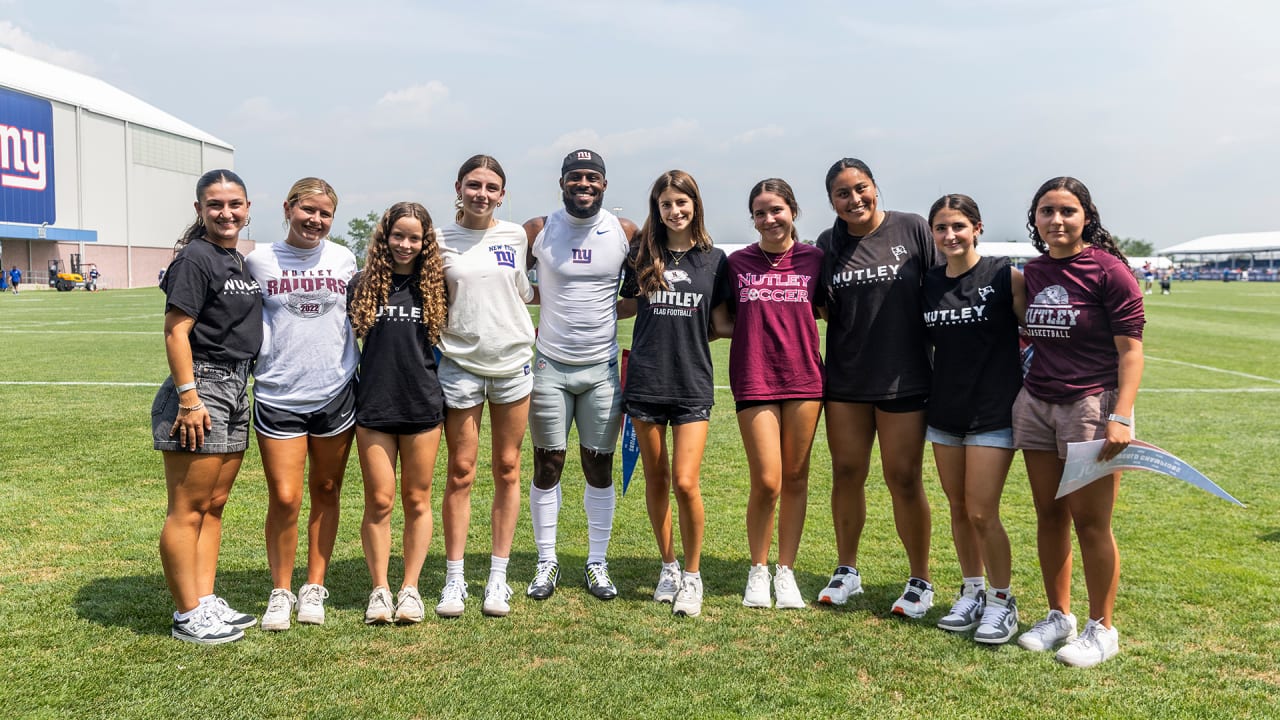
[712, 385, 1280, 394]
[0, 330, 152, 335]
[1145, 355, 1280, 385]
[0, 381, 155, 387]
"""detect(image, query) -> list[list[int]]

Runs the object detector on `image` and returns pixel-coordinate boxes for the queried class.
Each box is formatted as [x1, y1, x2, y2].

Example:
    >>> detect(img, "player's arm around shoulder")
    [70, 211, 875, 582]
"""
[1011, 266, 1027, 325]
[522, 216, 546, 304]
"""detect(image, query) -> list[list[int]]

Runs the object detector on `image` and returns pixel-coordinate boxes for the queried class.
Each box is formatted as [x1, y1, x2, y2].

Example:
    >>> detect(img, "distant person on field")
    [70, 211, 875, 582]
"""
[1142, 262, 1154, 294]
[154, 169, 263, 645]
[247, 177, 358, 631]
[1159, 269, 1172, 295]
[1015, 176, 1144, 668]
[521, 149, 636, 602]
[9, 265, 20, 294]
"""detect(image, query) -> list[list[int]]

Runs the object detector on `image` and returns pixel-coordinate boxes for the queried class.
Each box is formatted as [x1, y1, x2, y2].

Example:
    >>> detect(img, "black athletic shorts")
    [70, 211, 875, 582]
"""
[253, 381, 357, 440]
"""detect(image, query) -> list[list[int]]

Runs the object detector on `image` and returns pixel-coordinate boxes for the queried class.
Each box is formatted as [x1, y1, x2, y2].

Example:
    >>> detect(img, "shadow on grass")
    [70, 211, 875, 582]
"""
[1259, 528, 1280, 543]
[75, 551, 843, 634]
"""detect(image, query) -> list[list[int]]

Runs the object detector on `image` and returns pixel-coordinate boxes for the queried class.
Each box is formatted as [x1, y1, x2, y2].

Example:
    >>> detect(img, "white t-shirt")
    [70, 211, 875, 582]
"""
[246, 239, 359, 412]
[532, 209, 630, 365]
[437, 220, 536, 376]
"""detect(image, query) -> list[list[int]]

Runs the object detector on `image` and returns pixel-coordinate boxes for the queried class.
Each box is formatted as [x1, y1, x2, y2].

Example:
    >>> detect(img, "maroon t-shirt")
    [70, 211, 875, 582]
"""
[1022, 246, 1145, 402]
[727, 243, 825, 402]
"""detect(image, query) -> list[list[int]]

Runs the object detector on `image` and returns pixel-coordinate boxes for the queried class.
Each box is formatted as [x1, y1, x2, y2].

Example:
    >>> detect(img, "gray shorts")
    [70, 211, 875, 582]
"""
[1012, 387, 1122, 459]
[152, 359, 252, 453]
[529, 351, 622, 453]
[438, 355, 533, 409]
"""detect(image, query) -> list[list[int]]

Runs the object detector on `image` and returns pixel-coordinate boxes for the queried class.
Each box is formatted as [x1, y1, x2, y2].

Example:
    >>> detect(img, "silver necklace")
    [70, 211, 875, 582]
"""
[210, 240, 242, 271]
[757, 242, 793, 269]
[391, 274, 413, 294]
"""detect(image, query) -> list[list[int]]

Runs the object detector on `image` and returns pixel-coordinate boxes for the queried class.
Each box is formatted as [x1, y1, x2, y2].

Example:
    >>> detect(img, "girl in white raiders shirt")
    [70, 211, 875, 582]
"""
[247, 178, 358, 631]
[434, 156, 536, 618]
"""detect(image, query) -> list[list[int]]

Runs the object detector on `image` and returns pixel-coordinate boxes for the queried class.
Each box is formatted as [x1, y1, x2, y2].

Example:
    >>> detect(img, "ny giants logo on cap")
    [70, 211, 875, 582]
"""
[575, 151, 593, 161]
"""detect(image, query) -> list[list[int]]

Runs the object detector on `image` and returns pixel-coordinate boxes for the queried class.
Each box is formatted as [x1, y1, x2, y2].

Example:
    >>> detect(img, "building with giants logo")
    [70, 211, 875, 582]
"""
[0, 47, 236, 289]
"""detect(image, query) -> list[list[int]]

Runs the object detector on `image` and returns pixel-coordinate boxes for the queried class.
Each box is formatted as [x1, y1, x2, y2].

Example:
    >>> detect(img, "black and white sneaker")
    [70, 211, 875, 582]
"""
[172, 606, 244, 645]
[207, 596, 256, 630]
[584, 562, 618, 600]
[526, 560, 560, 600]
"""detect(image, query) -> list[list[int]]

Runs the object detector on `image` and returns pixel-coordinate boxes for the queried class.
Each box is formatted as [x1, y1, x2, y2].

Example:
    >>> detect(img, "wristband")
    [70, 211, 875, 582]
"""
[1107, 413, 1132, 427]
[175, 381, 198, 394]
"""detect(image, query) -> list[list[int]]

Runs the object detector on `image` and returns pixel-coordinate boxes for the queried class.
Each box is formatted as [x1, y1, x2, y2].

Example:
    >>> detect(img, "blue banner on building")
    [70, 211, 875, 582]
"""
[0, 87, 56, 224]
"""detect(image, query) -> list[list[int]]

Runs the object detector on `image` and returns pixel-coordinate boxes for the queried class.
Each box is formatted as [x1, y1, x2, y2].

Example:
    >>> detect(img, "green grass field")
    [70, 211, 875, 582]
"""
[1, 281, 1277, 719]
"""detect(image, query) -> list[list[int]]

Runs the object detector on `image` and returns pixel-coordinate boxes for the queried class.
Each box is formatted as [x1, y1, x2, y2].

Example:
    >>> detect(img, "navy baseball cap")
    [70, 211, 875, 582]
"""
[561, 149, 606, 177]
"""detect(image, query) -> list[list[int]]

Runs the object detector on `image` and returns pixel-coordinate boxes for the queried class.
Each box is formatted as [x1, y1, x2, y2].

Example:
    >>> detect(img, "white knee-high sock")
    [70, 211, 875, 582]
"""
[584, 484, 616, 565]
[530, 484, 561, 563]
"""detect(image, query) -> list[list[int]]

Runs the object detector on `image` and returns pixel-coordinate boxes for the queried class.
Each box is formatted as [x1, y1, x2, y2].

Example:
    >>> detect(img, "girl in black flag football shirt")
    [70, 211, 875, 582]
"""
[346, 202, 449, 626]
[154, 169, 262, 644]
[618, 170, 731, 619]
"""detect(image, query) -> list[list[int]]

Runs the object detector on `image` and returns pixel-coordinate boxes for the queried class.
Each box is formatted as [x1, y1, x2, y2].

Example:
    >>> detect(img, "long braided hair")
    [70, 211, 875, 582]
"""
[348, 202, 447, 344]
[1026, 177, 1128, 264]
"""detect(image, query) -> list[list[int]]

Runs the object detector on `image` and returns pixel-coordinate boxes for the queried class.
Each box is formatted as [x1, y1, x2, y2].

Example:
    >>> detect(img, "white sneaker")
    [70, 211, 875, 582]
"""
[394, 586, 425, 624]
[206, 596, 256, 629]
[742, 564, 772, 608]
[816, 566, 862, 606]
[435, 578, 468, 617]
[936, 586, 985, 632]
[364, 586, 394, 624]
[171, 605, 243, 645]
[1055, 618, 1119, 668]
[773, 565, 805, 609]
[482, 580, 513, 617]
[974, 591, 1019, 645]
[890, 578, 934, 619]
[1018, 609, 1078, 651]
[296, 583, 328, 625]
[260, 588, 296, 631]
[654, 563, 681, 603]
[672, 575, 703, 618]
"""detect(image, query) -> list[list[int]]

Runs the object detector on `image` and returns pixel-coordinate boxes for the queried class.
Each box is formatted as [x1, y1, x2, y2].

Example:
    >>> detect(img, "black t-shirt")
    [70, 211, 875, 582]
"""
[161, 238, 263, 362]
[348, 272, 444, 428]
[620, 246, 730, 406]
[922, 256, 1022, 433]
[818, 211, 939, 401]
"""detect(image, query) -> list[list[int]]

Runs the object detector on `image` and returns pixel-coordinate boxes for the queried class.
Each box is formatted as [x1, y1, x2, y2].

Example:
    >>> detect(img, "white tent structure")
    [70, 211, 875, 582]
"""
[1159, 231, 1280, 261]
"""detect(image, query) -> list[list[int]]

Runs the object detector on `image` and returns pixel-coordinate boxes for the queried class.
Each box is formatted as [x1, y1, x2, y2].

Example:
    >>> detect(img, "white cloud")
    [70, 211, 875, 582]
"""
[720, 125, 785, 149]
[371, 81, 459, 128]
[530, 119, 700, 159]
[0, 21, 97, 72]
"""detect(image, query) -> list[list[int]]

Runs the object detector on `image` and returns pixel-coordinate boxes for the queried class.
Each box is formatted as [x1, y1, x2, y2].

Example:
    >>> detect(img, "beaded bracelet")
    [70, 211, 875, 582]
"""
[178, 402, 206, 412]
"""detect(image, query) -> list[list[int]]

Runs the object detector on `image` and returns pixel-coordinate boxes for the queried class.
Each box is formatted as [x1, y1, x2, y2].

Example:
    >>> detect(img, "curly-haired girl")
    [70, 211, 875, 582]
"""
[347, 202, 448, 625]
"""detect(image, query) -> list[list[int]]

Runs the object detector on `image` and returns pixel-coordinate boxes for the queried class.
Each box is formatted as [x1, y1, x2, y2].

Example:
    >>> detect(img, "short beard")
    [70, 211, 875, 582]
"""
[562, 193, 603, 219]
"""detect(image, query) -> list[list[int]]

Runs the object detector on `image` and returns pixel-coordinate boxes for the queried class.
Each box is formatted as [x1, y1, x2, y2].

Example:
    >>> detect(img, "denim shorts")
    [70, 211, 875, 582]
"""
[529, 351, 622, 453]
[438, 356, 533, 409]
[152, 359, 252, 453]
[253, 381, 356, 440]
[926, 425, 1015, 449]
[624, 400, 712, 426]
[1012, 387, 1122, 459]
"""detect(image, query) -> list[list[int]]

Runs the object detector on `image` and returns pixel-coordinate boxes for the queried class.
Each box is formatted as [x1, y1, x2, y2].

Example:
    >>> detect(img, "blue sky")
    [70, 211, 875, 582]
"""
[2, 0, 1276, 248]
